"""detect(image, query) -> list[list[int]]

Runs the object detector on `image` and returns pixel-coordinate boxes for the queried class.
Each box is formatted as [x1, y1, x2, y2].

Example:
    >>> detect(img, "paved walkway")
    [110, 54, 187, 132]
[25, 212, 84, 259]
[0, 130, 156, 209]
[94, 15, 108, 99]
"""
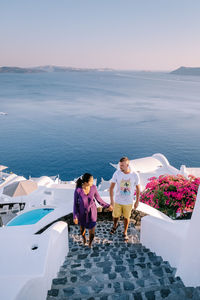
[47, 220, 200, 300]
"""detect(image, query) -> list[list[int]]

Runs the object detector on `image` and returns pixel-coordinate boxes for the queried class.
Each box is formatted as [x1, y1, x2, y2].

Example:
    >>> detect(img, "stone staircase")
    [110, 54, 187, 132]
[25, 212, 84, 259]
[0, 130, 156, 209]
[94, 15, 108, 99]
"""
[47, 220, 200, 300]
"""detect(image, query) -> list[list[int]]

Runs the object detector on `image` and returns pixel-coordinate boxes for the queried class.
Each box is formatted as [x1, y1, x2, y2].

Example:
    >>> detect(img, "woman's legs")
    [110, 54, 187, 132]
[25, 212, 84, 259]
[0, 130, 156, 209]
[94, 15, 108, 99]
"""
[89, 226, 95, 248]
[80, 226, 86, 245]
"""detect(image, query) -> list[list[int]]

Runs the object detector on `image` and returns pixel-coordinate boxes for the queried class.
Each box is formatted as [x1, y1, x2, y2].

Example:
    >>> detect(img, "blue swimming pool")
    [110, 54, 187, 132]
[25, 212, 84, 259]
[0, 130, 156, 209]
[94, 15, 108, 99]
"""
[7, 208, 54, 226]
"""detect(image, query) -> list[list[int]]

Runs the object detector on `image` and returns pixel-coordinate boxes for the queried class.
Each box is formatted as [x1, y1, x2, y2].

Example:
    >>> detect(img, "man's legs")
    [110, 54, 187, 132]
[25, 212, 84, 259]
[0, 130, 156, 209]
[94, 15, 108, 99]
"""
[110, 203, 122, 234]
[122, 204, 133, 238]
[123, 218, 130, 235]
[113, 217, 119, 229]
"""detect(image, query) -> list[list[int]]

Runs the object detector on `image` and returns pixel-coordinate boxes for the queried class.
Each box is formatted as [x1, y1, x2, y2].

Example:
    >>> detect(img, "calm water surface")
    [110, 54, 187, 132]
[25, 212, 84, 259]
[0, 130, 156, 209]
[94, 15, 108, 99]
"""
[0, 71, 200, 182]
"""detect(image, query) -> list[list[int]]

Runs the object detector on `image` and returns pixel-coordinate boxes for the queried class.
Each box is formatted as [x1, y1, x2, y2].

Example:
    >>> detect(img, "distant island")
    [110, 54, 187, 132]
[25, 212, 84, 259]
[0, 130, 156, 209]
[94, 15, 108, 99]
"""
[0, 66, 112, 74]
[0, 67, 43, 73]
[170, 67, 200, 76]
[2, 66, 200, 75]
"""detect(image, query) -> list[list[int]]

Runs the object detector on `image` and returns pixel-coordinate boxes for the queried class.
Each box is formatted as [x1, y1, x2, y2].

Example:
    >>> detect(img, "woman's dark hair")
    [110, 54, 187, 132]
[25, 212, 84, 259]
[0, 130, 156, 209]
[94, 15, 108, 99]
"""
[76, 173, 93, 188]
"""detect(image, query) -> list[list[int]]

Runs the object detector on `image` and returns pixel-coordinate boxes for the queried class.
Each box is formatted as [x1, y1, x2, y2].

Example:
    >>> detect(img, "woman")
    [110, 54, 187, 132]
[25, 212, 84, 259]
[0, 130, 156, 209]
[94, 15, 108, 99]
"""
[73, 173, 113, 248]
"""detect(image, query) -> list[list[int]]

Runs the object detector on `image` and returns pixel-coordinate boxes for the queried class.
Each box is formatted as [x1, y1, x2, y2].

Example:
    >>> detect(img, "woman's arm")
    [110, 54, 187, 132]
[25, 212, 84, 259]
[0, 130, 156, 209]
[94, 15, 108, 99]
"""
[73, 189, 79, 222]
[109, 182, 115, 206]
[94, 186, 110, 208]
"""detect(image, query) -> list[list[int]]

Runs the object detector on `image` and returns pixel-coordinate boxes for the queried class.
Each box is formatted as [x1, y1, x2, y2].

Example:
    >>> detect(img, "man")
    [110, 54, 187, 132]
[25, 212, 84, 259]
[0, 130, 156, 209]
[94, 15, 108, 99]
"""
[109, 156, 140, 241]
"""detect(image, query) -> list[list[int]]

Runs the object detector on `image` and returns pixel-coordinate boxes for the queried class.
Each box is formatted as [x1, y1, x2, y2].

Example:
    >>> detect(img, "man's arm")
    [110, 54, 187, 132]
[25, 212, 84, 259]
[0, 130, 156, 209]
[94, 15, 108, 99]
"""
[109, 182, 116, 206]
[134, 184, 140, 210]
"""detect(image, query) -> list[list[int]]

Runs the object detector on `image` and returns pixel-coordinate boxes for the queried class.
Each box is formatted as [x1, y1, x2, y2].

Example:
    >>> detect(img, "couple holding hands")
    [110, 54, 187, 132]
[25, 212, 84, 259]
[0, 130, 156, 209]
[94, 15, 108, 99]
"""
[73, 157, 140, 247]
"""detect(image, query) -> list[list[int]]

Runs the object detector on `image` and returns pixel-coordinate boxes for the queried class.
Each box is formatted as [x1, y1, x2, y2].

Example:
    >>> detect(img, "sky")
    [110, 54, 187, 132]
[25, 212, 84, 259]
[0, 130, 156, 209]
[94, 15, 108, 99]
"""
[0, 0, 200, 70]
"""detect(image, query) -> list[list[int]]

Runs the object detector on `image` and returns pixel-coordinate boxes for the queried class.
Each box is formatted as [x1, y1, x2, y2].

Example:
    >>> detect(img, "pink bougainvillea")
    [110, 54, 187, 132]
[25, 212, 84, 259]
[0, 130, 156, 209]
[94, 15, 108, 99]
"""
[140, 174, 200, 219]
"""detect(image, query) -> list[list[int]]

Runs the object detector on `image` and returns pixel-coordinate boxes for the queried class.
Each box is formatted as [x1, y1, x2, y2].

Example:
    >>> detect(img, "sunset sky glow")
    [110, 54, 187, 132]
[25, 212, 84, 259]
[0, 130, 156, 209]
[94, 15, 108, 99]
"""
[1, 0, 200, 70]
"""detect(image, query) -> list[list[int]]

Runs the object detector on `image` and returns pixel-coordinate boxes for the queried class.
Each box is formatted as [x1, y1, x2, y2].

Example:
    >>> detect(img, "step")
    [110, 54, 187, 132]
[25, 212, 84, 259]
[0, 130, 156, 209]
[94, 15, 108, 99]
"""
[46, 221, 200, 300]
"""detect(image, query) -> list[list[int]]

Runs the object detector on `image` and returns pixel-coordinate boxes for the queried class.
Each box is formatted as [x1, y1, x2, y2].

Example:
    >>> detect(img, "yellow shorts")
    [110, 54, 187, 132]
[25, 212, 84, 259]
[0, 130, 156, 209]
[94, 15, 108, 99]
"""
[112, 203, 133, 219]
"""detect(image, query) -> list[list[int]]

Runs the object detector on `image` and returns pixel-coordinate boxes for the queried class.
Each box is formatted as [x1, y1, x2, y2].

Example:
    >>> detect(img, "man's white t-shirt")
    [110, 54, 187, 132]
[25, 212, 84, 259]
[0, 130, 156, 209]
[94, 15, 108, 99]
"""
[111, 170, 140, 205]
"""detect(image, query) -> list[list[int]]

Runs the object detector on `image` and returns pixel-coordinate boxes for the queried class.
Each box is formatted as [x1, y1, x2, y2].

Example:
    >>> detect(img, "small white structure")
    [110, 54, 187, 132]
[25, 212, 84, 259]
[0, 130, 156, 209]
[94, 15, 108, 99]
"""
[140, 186, 200, 287]
[180, 165, 200, 178]
[97, 178, 110, 192]
[30, 176, 55, 187]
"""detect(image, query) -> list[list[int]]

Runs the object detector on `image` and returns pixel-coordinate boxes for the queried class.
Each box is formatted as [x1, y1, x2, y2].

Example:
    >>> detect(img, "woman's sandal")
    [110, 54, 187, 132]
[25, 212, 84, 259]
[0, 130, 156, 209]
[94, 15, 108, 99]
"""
[110, 224, 119, 234]
[123, 233, 129, 241]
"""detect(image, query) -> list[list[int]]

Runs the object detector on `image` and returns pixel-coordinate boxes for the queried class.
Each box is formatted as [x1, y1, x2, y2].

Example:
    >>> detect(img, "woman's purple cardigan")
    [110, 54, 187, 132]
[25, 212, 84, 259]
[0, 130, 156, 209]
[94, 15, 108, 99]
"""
[73, 185, 110, 226]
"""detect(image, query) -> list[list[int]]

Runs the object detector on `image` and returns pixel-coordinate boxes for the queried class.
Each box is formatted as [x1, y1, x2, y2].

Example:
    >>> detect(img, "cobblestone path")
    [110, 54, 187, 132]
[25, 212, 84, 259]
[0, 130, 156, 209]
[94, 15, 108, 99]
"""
[47, 220, 200, 300]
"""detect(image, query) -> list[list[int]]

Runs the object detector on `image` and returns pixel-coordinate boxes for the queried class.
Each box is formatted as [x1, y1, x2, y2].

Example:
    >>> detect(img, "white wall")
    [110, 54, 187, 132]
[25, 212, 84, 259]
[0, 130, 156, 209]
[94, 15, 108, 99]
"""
[176, 186, 200, 286]
[16, 221, 68, 300]
[0, 221, 68, 300]
[140, 217, 189, 267]
[140, 186, 200, 287]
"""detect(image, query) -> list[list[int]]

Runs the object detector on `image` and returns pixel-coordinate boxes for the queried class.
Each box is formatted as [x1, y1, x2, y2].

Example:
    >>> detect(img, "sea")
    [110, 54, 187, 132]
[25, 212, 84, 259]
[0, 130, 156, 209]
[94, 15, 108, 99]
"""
[0, 70, 200, 183]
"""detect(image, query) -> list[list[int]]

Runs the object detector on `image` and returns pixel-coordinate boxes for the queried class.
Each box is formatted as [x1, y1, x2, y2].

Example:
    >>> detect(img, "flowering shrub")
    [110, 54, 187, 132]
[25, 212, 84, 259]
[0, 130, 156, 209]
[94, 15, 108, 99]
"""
[140, 174, 200, 219]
